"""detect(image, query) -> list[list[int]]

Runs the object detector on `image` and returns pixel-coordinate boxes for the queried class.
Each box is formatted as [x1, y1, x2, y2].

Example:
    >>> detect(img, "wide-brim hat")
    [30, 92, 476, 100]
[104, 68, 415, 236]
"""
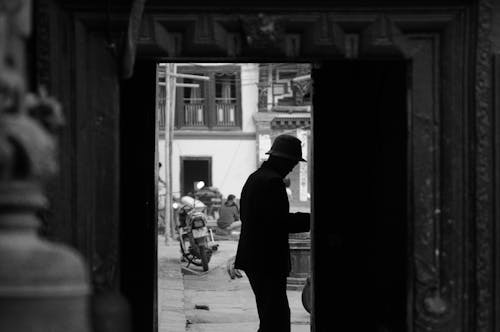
[265, 134, 307, 162]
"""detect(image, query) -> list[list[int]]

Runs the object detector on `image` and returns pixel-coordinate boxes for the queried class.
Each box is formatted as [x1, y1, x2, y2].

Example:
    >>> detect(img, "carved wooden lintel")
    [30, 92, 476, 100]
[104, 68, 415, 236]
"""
[360, 15, 408, 58]
[241, 14, 286, 56]
[135, 12, 435, 59]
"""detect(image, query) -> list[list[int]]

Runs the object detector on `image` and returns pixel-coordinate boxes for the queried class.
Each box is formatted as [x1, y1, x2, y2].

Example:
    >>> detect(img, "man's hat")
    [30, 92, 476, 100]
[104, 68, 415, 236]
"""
[266, 134, 307, 162]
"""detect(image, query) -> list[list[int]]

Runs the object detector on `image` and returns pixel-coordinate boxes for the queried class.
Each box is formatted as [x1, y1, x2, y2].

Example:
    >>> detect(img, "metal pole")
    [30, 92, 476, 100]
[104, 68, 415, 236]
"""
[169, 63, 177, 241]
[163, 63, 172, 245]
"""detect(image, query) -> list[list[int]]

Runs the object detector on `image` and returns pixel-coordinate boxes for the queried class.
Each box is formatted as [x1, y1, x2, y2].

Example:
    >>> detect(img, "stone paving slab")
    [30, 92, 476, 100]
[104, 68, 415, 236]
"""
[158, 237, 187, 332]
[158, 237, 310, 332]
[183, 240, 310, 332]
[186, 322, 310, 332]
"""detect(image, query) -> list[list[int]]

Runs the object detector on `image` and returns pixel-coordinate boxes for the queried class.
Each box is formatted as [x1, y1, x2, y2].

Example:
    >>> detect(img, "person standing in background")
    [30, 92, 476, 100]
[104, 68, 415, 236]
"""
[158, 163, 166, 234]
[217, 194, 241, 232]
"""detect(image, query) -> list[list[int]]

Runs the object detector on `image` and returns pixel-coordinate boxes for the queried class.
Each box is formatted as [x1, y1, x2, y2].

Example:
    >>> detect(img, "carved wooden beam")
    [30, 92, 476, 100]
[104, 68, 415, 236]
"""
[240, 13, 286, 56]
[360, 15, 408, 58]
[121, 0, 147, 79]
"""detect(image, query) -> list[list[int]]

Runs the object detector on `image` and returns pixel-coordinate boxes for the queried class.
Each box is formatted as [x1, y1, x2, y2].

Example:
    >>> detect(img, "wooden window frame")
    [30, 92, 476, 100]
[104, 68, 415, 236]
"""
[175, 65, 242, 130]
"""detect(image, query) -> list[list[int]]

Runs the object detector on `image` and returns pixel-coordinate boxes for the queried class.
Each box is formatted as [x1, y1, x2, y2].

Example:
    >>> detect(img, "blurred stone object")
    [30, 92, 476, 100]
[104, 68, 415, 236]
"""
[91, 253, 131, 332]
[0, 0, 91, 331]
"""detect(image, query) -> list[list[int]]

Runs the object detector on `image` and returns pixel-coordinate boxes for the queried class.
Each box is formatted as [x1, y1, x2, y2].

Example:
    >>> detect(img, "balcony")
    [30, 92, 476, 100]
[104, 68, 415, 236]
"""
[215, 100, 237, 127]
[183, 102, 206, 127]
[158, 100, 239, 131]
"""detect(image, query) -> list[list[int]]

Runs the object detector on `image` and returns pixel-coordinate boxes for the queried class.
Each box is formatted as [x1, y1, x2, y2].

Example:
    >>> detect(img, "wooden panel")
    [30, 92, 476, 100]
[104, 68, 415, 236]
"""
[87, 32, 121, 289]
[494, 53, 500, 332]
[493, 2, 500, 53]
[475, 2, 495, 332]
[120, 60, 157, 332]
[34, 0, 77, 246]
[312, 60, 407, 331]
[35, 0, 121, 288]
[74, 20, 122, 290]
[406, 34, 462, 332]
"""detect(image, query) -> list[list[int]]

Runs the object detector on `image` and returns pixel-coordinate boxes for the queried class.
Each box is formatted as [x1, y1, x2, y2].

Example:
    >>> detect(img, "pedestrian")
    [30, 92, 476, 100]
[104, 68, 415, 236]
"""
[232, 134, 310, 332]
[158, 162, 167, 234]
[217, 194, 241, 232]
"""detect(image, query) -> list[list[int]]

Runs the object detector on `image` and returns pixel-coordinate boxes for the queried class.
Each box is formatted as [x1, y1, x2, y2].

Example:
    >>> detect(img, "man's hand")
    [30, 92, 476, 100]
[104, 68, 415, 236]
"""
[226, 256, 243, 279]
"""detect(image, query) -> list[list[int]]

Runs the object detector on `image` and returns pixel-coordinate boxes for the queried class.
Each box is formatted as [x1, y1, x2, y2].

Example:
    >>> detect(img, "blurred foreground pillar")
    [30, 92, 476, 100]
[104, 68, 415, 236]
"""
[0, 0, 91, 331]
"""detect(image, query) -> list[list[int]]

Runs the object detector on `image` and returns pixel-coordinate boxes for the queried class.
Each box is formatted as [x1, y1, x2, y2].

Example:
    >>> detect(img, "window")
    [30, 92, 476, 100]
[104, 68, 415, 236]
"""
[175, 65, 242, 130]
[182, 78, 206, 127]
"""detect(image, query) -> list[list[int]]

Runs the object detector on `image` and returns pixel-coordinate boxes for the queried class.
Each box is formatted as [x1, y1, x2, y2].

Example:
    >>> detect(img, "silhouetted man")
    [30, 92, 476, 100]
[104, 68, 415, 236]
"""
[234, 134, 310, 332]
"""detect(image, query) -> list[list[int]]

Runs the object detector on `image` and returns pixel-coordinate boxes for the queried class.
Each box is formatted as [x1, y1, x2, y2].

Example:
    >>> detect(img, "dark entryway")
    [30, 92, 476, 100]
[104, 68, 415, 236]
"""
[313, 60, 408, 331]
[180, 157, 212, 196]
[121, 60, 408, 331]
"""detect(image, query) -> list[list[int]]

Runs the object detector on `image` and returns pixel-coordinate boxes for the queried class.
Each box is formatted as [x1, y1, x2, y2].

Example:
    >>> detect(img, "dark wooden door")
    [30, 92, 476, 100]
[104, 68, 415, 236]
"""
[120, 60, 158, 332]
[312, 60, 408, 331]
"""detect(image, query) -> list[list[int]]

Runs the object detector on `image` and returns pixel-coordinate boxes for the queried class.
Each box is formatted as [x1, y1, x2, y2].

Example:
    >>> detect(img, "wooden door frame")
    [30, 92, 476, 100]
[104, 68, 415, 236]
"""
[36, 1, 497, 331]
[134, 7, 477, 332]
[134, 5, 491, 332]
[179, 156, 213, 195]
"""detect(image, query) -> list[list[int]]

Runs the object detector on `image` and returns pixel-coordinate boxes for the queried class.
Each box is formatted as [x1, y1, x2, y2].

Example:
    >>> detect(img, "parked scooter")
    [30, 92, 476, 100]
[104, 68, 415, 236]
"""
[177, 196, 218, 271]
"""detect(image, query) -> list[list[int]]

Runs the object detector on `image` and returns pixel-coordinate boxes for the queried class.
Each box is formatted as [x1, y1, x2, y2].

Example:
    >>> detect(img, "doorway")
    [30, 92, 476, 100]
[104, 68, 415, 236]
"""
[312, 60, 408, 331]
[121, 59, 408, 331]
[157, 62, 312, 331]
[180, 157, 212, 196]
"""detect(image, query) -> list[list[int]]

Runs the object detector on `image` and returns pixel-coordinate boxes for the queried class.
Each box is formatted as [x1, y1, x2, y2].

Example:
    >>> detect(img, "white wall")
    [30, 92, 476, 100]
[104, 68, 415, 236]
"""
[159, 63, 260, 199]
[240, 63, 258, 132]
[159, 139, 256, 199]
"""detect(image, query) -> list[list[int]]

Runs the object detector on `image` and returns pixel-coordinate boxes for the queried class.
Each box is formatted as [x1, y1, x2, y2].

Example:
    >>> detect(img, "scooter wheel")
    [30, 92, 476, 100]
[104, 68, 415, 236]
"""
[200, 246, 209, 272]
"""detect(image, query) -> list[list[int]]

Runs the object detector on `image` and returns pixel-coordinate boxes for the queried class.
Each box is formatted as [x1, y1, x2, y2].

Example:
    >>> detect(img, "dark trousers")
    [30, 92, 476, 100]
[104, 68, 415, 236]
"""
[246, 270, 290, 332]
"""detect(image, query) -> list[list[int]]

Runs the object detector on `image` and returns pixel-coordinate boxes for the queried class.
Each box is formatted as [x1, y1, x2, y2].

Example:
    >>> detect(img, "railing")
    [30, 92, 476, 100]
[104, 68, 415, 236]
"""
[183, 102, 206, 127]
[215, 100, 237, 127]
[158, 88, 166, 131]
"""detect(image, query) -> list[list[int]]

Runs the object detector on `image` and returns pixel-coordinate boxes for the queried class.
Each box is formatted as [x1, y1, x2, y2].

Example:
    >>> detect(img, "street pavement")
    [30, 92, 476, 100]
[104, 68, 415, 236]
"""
[158, 237, 187, 332]
[158, 236, 310, 332]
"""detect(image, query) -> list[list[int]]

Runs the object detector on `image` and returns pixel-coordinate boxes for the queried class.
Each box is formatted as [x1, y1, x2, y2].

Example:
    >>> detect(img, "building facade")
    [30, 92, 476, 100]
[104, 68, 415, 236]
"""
[158, 63, 258, 199]
[158, 63, 312, 212]
[255, 63, 312, 212]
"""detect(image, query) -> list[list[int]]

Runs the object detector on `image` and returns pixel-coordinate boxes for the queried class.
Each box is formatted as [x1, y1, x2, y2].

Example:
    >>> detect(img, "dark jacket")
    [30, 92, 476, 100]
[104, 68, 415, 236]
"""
[234, 161, 310, 275]
[217, 201, 240, 229]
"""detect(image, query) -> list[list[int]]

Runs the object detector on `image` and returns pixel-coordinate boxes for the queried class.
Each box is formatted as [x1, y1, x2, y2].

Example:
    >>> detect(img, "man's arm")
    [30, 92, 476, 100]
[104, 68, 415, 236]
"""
[266, 178, 310, 233]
